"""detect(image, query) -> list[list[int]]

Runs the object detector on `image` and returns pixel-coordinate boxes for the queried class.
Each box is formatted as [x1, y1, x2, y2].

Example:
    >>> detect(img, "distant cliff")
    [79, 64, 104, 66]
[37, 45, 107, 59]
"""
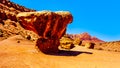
[66, 32, 104, 43]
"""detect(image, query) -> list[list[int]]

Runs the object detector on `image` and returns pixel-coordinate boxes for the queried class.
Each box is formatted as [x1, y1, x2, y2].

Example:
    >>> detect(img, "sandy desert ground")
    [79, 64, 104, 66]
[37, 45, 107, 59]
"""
[0, 35, 120, 68]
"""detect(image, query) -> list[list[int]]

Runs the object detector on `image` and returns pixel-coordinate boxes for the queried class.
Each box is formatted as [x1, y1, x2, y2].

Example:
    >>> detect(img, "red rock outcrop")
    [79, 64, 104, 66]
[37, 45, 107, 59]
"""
[0, 0, 38, 41]
[0, 0, 73, 54]
[17, 11, 73, 54]
[0, 0, 35, 24]
[0, 0, 35, 12]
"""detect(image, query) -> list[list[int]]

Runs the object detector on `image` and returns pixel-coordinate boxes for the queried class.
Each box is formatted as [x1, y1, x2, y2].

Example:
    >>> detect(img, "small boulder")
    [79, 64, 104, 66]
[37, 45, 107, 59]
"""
[85, 42, 95, 49]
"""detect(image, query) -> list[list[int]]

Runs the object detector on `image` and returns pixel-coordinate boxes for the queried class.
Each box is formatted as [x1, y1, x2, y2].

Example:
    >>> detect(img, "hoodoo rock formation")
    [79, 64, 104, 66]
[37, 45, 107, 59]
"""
[0, 0, 73, 54]
[17, 11, 73, 54]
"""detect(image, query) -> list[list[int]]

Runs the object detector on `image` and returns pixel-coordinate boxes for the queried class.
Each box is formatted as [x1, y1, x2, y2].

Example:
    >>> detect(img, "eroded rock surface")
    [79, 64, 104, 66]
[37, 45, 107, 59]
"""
[0, 0, 38, 41]
[0, 0, 73, 54]
[0, 0, 35, 24]
[17, 11, 73, 54]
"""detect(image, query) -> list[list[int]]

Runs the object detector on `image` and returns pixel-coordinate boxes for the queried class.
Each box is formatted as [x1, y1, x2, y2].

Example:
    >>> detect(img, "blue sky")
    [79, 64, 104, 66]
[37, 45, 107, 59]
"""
[11, 0, 120, 41]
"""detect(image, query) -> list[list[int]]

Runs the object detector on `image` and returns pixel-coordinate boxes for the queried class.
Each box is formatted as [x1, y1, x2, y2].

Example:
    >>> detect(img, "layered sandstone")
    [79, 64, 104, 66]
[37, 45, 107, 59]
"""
[17, 11, 73, 54]
[0, 0, 35, 24]
[0, 0, 38, 41]
[0, 0, 35, 12]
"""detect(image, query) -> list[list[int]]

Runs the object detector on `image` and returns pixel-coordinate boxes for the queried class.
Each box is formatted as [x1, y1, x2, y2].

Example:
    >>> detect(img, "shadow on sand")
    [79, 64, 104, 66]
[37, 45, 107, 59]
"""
[48, 50, 93, 56]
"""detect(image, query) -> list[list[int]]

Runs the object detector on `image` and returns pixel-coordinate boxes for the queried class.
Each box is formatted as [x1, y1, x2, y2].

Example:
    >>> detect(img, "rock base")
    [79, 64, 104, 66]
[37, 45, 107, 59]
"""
[36, 38, 59, 54]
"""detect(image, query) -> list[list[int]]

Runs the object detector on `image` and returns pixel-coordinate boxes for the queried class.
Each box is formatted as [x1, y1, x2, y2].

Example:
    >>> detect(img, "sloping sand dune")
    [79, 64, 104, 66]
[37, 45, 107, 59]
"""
[0, 35, 120, 68]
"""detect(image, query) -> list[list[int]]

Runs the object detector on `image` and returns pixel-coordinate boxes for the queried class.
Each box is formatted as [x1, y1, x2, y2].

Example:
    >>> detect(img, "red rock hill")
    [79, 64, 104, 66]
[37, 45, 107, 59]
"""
[66, 32, 104, 43]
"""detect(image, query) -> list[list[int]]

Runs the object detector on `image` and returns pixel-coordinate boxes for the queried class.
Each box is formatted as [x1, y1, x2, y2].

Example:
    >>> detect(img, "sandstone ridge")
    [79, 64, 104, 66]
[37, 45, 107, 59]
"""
[0, 0, 35, 24]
